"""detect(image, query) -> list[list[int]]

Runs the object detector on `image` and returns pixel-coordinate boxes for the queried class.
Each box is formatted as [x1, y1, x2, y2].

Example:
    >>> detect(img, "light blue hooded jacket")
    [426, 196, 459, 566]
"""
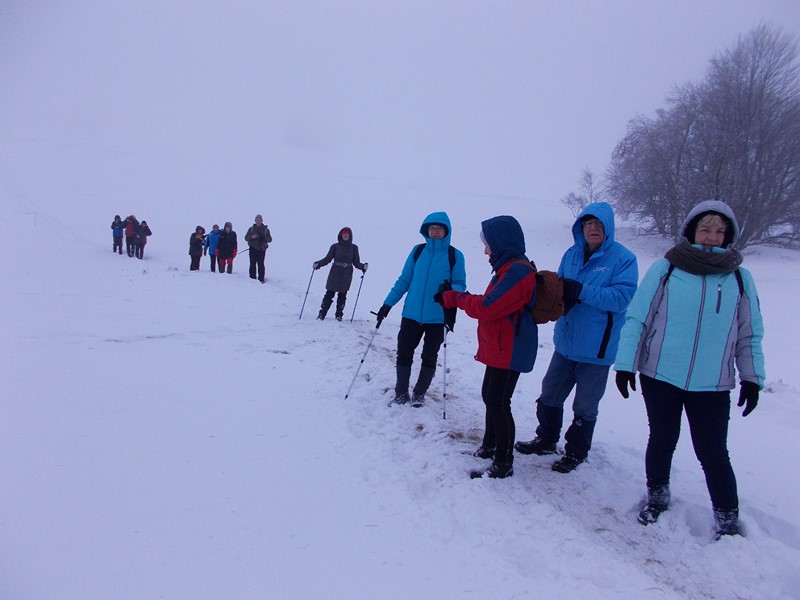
[553, 202, 638, 365]
[384, 212, 467, 324]
[614, 200, 765, 390]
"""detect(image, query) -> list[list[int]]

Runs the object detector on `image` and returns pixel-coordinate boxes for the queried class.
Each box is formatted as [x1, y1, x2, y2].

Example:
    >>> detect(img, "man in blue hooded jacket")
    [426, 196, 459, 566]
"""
[376, 212, 467, 407]
[515, 202, 638, 472]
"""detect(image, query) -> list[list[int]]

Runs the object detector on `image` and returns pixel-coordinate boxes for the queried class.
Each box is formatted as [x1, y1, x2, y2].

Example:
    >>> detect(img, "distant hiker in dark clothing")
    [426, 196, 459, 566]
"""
[376, 212, 466, 408]
[438, 215, 537, 479]
[217, 222, 238, 274]
[134, 220, 152, 260]
[124, 215, 139, 257]
[111, 215, 124, 254]
[189, 226, 205, 271]
[204, 224, 221, 272]
[244, 214, 272, 283]
[314, 227, 368, 321]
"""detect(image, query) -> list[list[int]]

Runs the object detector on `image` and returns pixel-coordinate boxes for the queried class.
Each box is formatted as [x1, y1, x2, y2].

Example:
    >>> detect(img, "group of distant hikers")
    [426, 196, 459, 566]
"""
[111, 215, 151, 259]
[367, 201, 764, 542]
[109, 200, 764, 540]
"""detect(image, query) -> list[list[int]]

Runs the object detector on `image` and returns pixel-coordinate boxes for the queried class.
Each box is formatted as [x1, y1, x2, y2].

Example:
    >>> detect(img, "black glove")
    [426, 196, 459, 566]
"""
[737, 381, 760, 417]
[444, 307, 457, 333]
[313, 261, 320, 270]
[562, 278, 583, 313]
[433, 280, 452, 306]
[376, 304, 391, 326]
[362, 263, 368, 272]
[615, 371, 637, 399]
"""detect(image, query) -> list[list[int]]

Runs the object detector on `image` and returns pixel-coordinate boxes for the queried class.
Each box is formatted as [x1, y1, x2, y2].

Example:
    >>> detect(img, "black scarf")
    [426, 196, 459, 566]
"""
[664, 239, 743, 275]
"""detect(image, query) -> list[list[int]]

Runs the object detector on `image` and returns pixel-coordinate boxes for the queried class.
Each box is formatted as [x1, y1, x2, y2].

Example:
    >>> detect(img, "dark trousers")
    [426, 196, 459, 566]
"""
[396, 317, 444, 369]
[134, 244, 144, 259]
[126, 236, 135, 256]
[249, 248, 266, 281]
[209, 254, 218, 272]
[641, 375, 738, 510]
[481, 366, 521, 465]
[320, 289, 347, 318]
[113, 235, 123, 253]
[190, 254, 201, 271]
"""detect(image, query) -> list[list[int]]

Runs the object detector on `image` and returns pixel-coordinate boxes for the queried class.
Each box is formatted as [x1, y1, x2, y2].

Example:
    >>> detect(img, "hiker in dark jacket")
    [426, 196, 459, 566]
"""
[124, 215, 139, 257]
[134, 220, 152, 260]
[515, 201, 637, 474]
[216, 222, 238, 274]
[615, 200, 765, 538]
[314, 227, 368, 321]
[204, 224, 221, 272]
[376, 211, 466, 408]
[244, 214, 272, 283]
[438, 215, 537, 479]
[111, 215, 125, 254]
[189, 226, 205, 271]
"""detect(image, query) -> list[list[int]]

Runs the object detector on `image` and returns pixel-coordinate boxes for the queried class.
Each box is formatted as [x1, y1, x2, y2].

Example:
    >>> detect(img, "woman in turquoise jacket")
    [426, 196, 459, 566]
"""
[376, 212, 467, 407]
[615, 200, 765, 539]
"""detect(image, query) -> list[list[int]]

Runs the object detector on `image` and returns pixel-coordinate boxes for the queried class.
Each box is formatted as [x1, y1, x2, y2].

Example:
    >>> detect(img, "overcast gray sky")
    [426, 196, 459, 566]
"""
[2, 1, 800, 211]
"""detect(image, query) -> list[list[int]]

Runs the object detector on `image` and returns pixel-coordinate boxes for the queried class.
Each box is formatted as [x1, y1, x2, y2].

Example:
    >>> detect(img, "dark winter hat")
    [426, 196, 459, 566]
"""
[224, 221, 232, 228]
[338, 227, 353, 242]
[580, 213, 599, 224]
[114, 214, 121, 220]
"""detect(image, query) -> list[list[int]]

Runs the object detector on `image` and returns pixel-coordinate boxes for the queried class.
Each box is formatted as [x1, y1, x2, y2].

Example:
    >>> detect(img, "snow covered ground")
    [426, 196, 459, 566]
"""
[3, 183, 799, 599]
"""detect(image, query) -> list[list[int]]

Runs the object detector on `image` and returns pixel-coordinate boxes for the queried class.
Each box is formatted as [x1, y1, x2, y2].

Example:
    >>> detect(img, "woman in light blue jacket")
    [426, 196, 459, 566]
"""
[615, 200, 765, 539]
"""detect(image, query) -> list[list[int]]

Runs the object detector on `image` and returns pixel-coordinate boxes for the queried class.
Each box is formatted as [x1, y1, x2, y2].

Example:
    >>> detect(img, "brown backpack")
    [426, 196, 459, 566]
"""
[515, 260, 565, 324]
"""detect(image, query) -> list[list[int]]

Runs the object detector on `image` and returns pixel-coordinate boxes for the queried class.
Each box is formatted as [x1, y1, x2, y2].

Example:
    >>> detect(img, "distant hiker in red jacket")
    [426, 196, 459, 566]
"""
[124, 215, 139, 257]
[438, 215, 537, 479]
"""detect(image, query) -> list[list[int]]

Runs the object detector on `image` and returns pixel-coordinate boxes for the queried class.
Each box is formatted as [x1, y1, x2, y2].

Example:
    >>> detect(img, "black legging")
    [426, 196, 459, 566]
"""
[249, 248, 266, 281]
[481, 366, 520, 465]
[396, 317, 444, 369]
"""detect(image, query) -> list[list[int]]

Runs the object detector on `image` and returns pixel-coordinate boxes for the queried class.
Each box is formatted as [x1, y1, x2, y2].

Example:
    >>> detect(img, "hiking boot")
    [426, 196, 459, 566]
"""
[473, 445, 495, 459]
[551, 452, 583, 473]
[335, 316, 343, 322]
[713, 508, 740, 540]
[515, 437, 557, 455]
[392, 392, 410, 405]
[410, 393, 425, 408]
[317, 312, 325, 320]
[470, 461, 514, 479]
[638, 484, 670, 525]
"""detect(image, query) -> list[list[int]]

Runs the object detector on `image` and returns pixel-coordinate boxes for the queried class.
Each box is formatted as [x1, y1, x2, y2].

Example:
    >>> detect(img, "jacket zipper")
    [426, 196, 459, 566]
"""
[716, 283, 722, 313]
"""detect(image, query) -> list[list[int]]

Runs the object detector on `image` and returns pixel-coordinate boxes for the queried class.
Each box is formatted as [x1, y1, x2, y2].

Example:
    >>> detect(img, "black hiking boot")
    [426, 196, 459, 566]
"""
[638, 484, 670, 525]
[410, 393, 425, 408]
[335, 316, 343, 322]
[515, 437, 557, 456]
[470, 461, 513, 479]
[473, 445, 495, 459]
[391, 392, 410, 405]
[713, 508, 740, 540]
[317, 312, 325, 320]
[551, 452, 583, 473]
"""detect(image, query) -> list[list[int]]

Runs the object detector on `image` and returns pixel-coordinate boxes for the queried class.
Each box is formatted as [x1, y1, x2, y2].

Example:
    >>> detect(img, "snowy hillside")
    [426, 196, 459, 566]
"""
[3, 186, 799, 599]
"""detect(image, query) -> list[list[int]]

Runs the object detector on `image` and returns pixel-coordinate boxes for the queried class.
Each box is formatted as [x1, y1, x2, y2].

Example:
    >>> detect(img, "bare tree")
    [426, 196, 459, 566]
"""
[603, 24, 800, 248]
[561, 168, 598, 217]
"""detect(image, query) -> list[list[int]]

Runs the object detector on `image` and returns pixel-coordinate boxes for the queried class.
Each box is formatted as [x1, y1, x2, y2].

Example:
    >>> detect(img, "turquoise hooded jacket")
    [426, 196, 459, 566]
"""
[384, 212, 467, 324]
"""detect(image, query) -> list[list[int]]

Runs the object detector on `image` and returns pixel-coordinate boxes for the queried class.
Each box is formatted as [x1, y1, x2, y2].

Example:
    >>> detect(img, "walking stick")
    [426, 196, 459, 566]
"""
[344, 312, 382, 399]
[299, 266, 315, 319]
[442, 328, 448, 420]
[349, 271, 366, 322]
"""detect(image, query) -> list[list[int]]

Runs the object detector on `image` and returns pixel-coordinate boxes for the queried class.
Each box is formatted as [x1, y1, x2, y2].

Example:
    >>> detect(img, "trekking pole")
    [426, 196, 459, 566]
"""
[344, 312, 382, 399]
[299, 266, 316, 319]
[349, 272, 366, 322]
[442, 328, 448, 420]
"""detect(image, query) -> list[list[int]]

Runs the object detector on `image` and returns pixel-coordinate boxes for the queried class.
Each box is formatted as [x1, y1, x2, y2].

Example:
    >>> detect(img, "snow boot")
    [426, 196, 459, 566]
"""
[638, 484, 670, 525]
[713, 508, 740, 540]
[551, 452, 584, 473]
[411, 366, 435, 408]
[335, 294, 347, 321]
[226, 264, 232, 274]
[514, 437, 557, 455]
[473, 445, 495, 459]
[470, 461, 513, 479]
[390, 365, 412, 405]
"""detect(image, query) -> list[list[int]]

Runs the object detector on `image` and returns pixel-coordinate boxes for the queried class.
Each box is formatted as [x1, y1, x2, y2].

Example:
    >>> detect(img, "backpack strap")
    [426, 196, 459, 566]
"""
[412, 244, 457, 277]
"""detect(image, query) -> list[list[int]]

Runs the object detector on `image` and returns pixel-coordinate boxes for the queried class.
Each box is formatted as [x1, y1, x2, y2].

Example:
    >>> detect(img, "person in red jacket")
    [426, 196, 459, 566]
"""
[438, 215, 538, 479]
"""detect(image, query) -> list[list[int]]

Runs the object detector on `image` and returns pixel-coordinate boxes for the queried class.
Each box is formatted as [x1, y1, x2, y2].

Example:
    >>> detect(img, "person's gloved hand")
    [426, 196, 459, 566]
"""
[313, 261, 320, 270]
[376, 304, 391, 326]
[363, 263, 368, 272]
[444, 308, 457, 333]
[562, 278, 583, 313]
[232, 248, 237, 258]
[738, 381, 760, 417]
[441, 290, 463, 309]
[433, 280, 453, 306]
[204, 249, 207, 256]
[615, 371, 637, 398]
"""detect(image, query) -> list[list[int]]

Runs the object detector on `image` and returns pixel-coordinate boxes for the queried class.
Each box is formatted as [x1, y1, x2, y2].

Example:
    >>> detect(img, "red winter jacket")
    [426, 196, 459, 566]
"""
[443, 259, 537, 372]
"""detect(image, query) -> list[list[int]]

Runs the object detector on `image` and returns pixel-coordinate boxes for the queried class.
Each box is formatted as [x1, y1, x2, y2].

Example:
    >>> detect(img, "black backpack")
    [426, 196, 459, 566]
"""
[412, 244, 457, 275]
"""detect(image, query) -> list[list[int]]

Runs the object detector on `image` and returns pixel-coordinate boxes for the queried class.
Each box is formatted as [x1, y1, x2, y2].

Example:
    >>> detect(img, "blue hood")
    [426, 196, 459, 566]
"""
[419, 211, 453, 254]
[481, 215, 527, 270]
[572, 202, 616, 252]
